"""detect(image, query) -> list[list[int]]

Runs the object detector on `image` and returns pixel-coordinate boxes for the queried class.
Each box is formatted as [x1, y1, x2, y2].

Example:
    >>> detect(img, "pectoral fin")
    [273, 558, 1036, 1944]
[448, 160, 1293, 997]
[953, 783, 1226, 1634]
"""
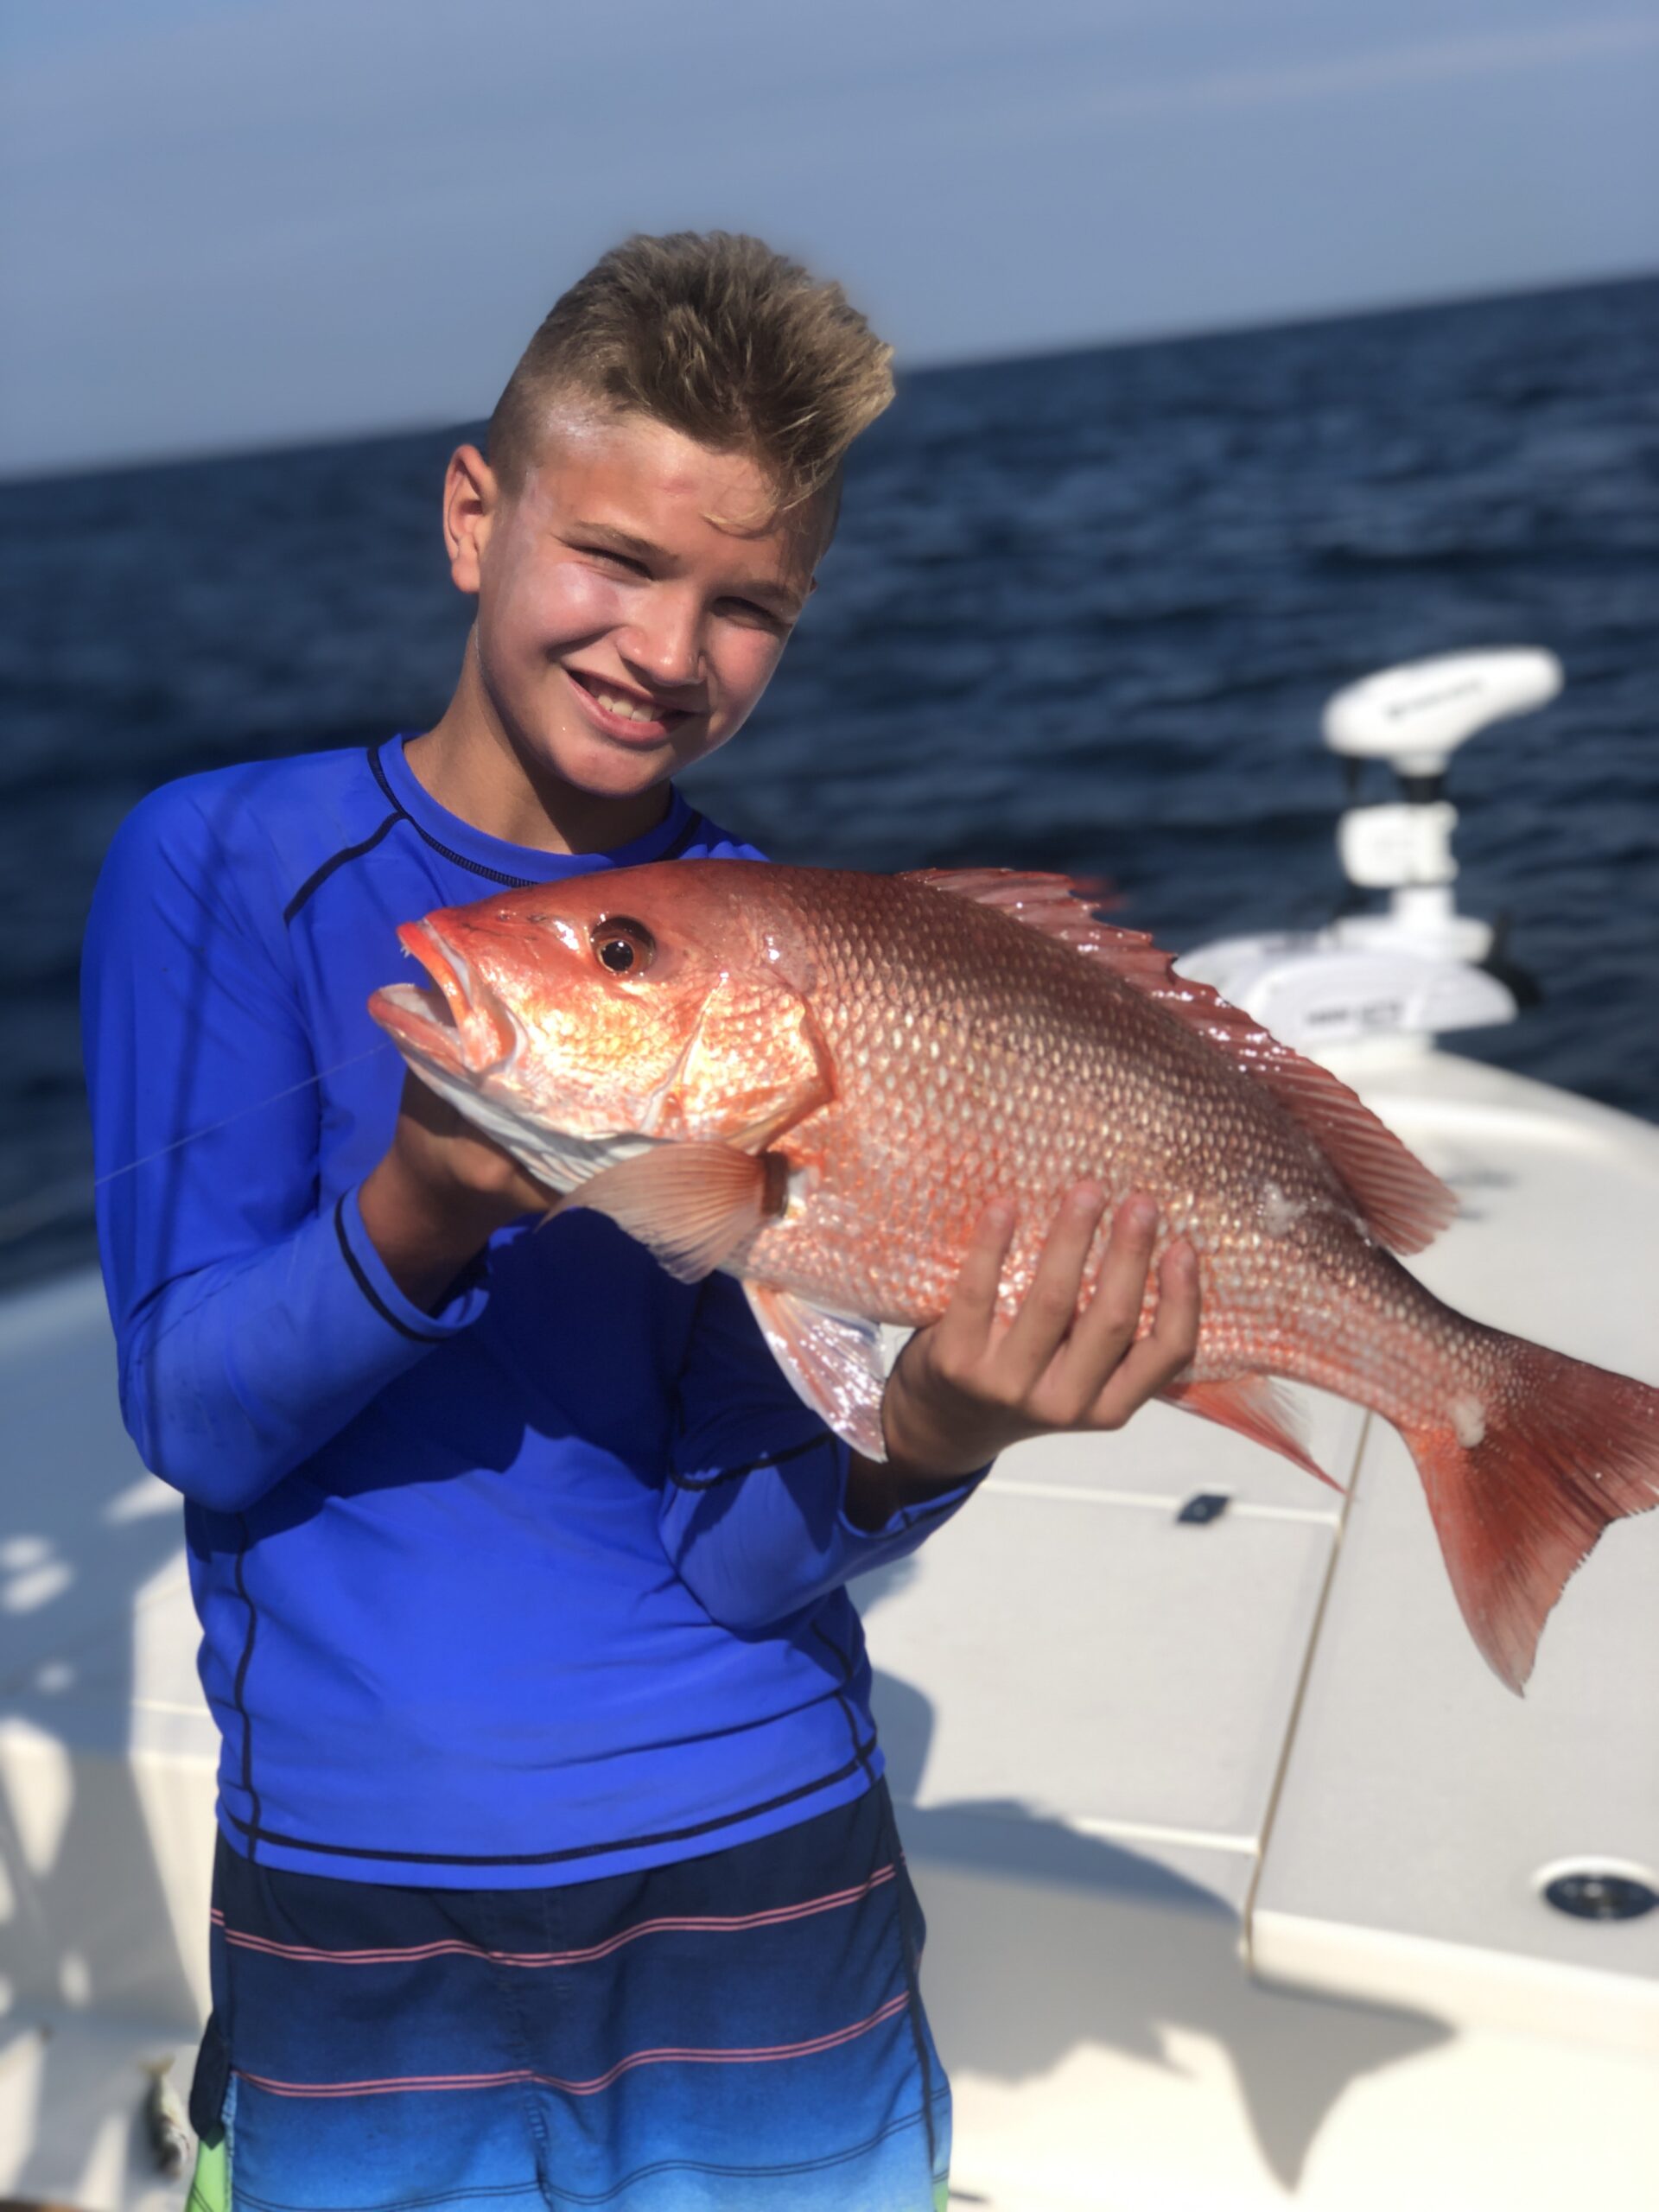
[745, 1282, 892, 1463]
[566, 1144, 779, 1284]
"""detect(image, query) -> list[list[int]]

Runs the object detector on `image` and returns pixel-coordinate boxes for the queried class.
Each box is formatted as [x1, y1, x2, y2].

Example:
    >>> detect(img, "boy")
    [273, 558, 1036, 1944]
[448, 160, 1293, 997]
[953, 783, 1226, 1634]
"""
[84, 233, 1198, 2211]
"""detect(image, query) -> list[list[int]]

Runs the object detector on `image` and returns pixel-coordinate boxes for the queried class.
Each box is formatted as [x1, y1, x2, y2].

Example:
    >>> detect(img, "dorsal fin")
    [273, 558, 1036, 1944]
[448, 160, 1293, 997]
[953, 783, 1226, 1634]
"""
[903, 867, 1457, 1256]
[902, 868, 1113, 930]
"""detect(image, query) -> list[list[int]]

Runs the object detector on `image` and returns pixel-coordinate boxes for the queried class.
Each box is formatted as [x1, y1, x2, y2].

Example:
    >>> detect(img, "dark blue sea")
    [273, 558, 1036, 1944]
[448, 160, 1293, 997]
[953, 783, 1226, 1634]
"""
[3, 275, 1656, 1291]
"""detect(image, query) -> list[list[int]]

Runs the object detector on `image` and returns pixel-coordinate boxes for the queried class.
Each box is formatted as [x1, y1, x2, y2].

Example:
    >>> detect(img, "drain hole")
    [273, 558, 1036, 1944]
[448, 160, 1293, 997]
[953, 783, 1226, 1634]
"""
[1540, 1866, 1657, 1922]
[1177, 1491, 1231, 1525]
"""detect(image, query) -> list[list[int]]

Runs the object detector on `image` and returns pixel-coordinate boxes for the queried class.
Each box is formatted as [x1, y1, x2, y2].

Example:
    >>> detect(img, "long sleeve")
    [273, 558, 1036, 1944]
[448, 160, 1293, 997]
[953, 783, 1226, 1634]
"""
[662, 1273, 981, 1632]
[81, 782, 486, 1512]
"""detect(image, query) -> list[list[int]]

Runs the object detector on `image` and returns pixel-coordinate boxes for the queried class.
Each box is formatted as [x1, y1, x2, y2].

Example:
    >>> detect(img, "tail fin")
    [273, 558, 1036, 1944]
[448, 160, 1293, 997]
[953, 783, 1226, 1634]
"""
[1401, 1342, 1659, 1694]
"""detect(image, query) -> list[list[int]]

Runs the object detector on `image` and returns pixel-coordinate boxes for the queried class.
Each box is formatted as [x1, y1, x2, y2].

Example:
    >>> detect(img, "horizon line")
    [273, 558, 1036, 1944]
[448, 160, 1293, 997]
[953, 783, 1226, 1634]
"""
[5, 263, 1654, 493]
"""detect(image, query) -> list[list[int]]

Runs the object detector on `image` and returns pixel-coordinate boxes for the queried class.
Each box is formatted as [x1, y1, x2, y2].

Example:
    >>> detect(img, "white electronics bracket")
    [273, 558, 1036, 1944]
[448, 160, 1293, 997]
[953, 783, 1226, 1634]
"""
[1179, 648, 1563, 1058]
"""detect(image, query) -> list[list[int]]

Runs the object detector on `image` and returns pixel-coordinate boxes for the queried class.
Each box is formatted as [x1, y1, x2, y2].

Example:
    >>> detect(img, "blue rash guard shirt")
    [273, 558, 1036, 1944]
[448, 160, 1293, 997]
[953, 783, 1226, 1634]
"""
[82, 737, 976, 1887]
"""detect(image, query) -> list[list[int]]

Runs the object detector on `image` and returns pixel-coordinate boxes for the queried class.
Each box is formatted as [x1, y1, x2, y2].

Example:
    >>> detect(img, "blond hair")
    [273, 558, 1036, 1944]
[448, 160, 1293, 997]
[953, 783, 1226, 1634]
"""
[487, 232, 894, 525]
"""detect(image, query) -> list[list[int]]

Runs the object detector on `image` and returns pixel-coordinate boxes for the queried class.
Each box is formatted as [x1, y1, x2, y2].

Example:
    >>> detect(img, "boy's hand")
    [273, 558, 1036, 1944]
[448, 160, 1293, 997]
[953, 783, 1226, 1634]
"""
[359, 1071, 556, 1312]
[847, 1186, 1200, 1524]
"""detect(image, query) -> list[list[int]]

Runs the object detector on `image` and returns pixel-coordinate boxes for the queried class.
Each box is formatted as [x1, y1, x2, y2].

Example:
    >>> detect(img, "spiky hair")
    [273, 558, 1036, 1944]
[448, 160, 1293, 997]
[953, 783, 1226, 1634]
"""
[487, 232, 893, 523]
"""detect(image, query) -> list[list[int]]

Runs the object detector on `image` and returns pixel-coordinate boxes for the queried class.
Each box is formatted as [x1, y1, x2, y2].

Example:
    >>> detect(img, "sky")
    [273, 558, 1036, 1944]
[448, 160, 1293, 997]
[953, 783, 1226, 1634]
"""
[2, 0, 1656, 476]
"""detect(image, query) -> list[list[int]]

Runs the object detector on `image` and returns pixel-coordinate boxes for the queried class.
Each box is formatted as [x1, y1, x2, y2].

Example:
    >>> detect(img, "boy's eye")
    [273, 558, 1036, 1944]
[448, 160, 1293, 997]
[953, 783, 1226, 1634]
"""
[590, 916, 656, 976]
[576, 543, 649, 576]
[718, 597, 789, 631]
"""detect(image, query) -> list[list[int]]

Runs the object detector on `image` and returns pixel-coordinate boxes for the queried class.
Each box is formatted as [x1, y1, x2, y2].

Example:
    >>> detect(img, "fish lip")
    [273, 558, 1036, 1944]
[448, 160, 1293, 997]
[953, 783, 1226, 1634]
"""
[397, 920, 471, 1025]
[368, 976, 467, 1076]
[375, 920, 514, 1075]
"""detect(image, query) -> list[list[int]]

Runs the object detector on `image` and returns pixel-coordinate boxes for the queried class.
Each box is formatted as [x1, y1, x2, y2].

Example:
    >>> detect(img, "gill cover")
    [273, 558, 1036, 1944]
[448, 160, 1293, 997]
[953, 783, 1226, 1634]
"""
[557, 966, 833, 1282]
[654, 970, 832, 1147]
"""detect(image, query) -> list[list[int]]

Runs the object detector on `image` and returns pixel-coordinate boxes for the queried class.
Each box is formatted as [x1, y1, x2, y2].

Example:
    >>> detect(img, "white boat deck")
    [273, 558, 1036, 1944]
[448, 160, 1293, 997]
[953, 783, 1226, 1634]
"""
[1249, 1056, 1659, 2043]
[1, 1048, 1656, 2209]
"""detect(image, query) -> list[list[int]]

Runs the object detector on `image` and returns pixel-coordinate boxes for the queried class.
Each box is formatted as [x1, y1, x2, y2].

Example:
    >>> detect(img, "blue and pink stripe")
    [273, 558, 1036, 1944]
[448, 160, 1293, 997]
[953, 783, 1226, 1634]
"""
[195, 1781, 950, 2209]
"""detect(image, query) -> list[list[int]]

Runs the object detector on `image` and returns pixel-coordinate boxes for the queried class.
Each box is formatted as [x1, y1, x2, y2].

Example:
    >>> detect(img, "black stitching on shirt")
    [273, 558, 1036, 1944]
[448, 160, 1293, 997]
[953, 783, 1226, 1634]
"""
[658, 810, 709, 861]
[282, 811, 401, 924]
[669, 1429, 836, 1492]
[225, 1751, 872, 1866]
[812, 1618, 878, 1788]
[230, 1516, 264, 1862]
[365, 744, 537, 890]
[334, 1196, 454, 1343]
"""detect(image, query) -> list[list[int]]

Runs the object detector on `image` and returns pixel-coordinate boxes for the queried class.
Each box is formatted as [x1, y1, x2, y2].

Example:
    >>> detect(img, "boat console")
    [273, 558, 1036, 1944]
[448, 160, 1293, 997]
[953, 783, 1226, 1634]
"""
[1179, 647, 1563, 1058]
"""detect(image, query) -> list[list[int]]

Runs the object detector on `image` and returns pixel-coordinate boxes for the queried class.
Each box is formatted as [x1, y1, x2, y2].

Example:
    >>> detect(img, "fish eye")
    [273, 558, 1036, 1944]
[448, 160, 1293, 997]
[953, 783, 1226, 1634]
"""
[590, 915, 656, 976]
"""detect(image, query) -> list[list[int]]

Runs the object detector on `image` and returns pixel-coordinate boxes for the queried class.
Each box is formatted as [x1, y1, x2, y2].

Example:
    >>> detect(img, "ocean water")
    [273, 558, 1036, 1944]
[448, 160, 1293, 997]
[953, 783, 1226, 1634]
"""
[2, 275, 1656, 1290]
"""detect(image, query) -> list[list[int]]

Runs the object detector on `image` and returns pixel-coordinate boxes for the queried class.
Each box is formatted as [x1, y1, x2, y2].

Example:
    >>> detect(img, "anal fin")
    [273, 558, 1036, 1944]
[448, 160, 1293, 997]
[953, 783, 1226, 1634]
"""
[1161, 1374, 1340, 1491]
[745, 1282, 892, 1462]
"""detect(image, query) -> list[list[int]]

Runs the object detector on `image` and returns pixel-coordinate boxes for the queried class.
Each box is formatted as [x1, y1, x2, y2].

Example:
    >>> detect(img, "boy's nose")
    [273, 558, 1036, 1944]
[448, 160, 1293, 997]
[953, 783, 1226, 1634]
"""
[618, 593, 704, 693]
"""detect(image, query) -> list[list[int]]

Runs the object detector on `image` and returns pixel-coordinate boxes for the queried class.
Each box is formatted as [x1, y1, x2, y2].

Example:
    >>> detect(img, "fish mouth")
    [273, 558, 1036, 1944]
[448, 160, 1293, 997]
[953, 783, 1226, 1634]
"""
[368, 922, 515, 1076]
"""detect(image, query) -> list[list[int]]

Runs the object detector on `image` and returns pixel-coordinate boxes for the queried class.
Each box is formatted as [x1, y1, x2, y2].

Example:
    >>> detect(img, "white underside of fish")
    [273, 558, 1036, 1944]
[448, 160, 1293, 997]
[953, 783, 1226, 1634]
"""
[741, 1282, 899, 1462]
[399, 1052, 657, 1194]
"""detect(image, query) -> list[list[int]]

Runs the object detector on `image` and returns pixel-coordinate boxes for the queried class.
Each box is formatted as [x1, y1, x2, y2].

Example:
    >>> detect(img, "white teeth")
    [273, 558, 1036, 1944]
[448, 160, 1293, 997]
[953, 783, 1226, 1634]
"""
[594, 688, 658, 723]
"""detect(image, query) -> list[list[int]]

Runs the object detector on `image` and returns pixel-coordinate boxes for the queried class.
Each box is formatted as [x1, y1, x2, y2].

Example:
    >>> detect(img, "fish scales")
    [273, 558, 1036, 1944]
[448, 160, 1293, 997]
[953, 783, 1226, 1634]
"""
[370, 860, 1659, 1692]
[741, 871, 1338, 1315]
[736, 868, 1448, 1422]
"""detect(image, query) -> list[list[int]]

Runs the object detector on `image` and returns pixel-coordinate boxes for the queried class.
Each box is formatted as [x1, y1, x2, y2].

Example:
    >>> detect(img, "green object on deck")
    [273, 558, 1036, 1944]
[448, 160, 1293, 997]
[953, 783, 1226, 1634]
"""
[185, 2133, 229, 2212]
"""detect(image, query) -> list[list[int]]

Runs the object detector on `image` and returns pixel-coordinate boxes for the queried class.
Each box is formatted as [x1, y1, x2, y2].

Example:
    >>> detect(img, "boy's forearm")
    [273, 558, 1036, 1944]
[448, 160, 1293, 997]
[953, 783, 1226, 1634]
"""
[357, 1069, 556, 1309]
[358, 1149, 513, 1312]
[661, 1430, 982, 1634]
[842, 1448, 988, 1533]
[118, 1196, 486, 1511]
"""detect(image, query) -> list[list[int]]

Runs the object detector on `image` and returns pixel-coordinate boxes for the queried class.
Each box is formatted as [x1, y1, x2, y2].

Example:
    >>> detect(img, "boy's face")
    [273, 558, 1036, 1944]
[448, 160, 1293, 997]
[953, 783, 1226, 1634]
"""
[446, 410, 820, 803]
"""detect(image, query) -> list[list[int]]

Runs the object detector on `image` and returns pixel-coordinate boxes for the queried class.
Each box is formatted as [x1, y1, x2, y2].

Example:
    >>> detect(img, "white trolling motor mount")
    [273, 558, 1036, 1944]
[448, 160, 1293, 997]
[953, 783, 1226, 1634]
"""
[1178, 647, 1563, 1060]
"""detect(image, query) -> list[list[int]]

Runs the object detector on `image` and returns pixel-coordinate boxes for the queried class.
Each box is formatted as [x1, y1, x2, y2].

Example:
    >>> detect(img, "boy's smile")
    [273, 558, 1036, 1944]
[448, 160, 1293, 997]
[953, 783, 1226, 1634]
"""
[564, 667, 692, 745]
[410, 412, 823, 854]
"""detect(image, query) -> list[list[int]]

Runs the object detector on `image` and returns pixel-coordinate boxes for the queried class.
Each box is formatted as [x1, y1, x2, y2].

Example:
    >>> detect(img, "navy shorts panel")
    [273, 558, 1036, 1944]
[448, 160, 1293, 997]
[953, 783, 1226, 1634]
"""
[197, 1779, 950, 2210]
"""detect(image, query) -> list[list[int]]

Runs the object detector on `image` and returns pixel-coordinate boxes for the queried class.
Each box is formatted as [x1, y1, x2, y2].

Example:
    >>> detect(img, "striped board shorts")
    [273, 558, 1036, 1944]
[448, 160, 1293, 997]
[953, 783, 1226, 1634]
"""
[186, 1778, 951, 2211]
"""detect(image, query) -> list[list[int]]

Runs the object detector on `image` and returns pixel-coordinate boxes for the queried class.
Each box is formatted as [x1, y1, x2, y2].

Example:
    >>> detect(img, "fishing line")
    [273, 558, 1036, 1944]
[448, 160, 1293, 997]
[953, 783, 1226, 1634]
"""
[90, 1042, 397, 1191]
[0, 1043, 399, 1247]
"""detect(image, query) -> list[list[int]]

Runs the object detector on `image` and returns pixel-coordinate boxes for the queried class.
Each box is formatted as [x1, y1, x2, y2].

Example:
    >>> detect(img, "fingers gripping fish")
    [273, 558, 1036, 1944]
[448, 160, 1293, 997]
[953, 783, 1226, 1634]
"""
[370, 863, 1659, 1694]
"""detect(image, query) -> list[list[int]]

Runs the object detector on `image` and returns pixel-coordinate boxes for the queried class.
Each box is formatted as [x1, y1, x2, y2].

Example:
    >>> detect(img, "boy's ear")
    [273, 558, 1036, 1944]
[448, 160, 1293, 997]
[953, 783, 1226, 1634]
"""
[443, 443, 499, 597]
